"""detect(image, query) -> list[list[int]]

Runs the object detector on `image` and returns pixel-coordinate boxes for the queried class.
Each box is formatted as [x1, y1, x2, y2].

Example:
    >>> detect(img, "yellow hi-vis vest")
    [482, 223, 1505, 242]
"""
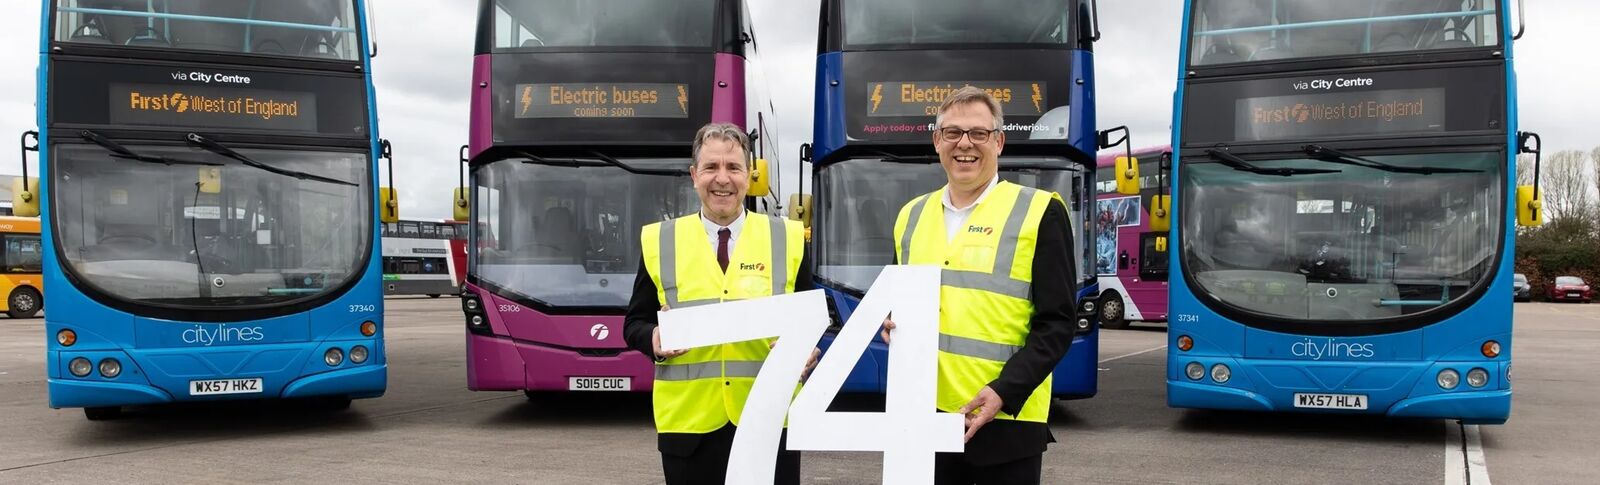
[893, 181, 1060, 424]
[641, 211, 805, 434]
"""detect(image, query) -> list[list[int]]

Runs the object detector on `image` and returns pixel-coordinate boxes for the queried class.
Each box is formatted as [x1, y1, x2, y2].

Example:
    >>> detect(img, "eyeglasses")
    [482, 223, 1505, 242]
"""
[938, 127, 995, 144]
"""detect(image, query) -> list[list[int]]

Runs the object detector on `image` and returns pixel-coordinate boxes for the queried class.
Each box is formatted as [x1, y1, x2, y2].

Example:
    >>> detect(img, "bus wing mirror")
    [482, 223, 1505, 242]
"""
[748, 158, 771, 197]
[380, 187, 399, 223]
[452, 187, 470, 222]
[787, 194, 812, 227]
[1115, 156, 1140, 195]
[1517, 185, 1542, 227]
[1148, 194, 1170, 232]
[198, 167, 222, 194]
[10, 177, 39, 217]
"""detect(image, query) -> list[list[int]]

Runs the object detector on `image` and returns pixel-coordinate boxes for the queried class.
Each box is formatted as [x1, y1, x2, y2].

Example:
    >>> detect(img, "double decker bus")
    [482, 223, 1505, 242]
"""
[381, 219, 467, 297]
[460, 0, 779, 395]
[1162, 0, 1537, 423]
[802, 0, 1104, 397]
[0, 216, 44, 319]
[1094, 146, 1171, 329]
[33, 0, 389, 420]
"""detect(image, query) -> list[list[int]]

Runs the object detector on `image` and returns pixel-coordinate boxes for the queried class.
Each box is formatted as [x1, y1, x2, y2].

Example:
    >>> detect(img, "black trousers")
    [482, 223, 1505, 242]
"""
[660, 425, 801, 485]
[933, 452, 1042, 485]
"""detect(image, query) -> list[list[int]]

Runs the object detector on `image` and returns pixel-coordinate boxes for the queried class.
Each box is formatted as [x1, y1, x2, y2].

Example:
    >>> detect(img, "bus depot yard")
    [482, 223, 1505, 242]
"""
[0, 297, 1594, 484]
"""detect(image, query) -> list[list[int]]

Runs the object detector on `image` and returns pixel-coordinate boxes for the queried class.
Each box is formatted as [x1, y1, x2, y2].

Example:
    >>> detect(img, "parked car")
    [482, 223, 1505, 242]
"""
[1550, 276, 1594, 303]
[1513, 273, 1531, 302]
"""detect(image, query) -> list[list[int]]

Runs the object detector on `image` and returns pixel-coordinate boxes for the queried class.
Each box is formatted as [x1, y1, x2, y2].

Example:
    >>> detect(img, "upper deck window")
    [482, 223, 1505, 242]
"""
[492, 0, 715, 50]
[54, 0, 360, 61]
[1189, 0, 1500, 66]
[843, 0, 1075, 48]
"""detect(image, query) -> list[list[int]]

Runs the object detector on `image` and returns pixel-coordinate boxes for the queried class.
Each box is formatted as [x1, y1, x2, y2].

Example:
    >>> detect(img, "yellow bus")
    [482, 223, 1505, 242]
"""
[0, 216, 42, 318]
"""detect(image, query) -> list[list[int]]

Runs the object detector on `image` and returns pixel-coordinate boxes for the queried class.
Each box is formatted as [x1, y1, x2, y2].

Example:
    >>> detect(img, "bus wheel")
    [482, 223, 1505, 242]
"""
[1099, 292, 1129, 330]
[7, 287, 41, 319]
[84, 406, 121, 421]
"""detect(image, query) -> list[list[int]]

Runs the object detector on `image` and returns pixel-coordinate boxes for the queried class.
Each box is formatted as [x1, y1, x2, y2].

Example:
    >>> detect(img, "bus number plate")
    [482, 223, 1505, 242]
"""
[1293, 393, 1367, 410]
[568, 377, 630, 391]
[190, 378, 264, 396]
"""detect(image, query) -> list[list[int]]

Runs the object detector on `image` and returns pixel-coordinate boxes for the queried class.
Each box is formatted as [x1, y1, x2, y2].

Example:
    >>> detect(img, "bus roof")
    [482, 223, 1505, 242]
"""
[1096, 145, 1171, 168]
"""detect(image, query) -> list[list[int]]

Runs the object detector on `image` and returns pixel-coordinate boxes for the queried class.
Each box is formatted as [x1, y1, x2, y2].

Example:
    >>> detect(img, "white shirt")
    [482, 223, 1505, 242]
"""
[942, 176, 1000, 242]
[700, 210, 746, 255]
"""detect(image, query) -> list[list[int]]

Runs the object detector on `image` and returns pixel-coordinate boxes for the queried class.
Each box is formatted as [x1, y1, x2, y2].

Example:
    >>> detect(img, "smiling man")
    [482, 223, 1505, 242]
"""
[622, 123, 814, 485]
[884, 86, 1078, 484]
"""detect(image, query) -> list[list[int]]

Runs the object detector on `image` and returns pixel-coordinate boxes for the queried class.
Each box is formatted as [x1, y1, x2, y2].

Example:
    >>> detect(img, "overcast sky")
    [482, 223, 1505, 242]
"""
[2, 1, 1595, 221]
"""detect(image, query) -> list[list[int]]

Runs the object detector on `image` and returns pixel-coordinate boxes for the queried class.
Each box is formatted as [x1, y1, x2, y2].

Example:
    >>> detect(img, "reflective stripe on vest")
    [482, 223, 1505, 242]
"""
[939, 333, 1021, 362]
[899, 186, 1039, 299]
[654, 360, 765, 381]
[657, 216, 791, 308]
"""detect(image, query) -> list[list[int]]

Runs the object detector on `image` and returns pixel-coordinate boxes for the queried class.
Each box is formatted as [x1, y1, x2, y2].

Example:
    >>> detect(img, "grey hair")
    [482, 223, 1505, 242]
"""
[691, 122, 750, 164]
[933, 86, 1005, 130]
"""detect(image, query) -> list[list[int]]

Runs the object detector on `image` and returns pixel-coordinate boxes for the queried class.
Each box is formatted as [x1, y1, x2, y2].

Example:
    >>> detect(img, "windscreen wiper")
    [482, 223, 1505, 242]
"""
[1205, 148, 1341, 177]
[1302, 145, 1482, 175]
[518, 150, 689, 176]
[869, 150, 941, 164]
[186, 133, 357, 187]
[79, 130, 220, 167]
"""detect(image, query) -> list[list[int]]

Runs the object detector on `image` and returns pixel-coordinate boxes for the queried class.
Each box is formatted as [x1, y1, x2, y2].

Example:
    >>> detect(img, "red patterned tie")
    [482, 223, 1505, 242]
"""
[717, 228, 731, 273]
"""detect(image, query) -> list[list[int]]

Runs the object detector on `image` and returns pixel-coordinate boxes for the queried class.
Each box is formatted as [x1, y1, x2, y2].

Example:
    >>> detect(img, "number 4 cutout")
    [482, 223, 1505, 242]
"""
[658, 265, 962, 485]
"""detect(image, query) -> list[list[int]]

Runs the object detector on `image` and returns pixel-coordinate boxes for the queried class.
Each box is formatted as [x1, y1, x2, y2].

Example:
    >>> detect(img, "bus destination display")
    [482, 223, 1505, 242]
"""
[867, 81, 1046, 118]
[110, 83, 317, 132]
[514, 83, 689, 119]
[1237, 87, 1446, 142]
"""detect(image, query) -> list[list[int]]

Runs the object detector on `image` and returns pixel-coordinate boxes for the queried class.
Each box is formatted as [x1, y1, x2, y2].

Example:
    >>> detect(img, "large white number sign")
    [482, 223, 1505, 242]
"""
[658, 266, 963, 485]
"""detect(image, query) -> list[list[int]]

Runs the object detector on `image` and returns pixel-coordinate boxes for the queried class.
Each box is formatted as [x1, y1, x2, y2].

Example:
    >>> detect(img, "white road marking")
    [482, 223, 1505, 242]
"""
[1099, 344, 1167, 364]
[1445, 421, 1492, 485]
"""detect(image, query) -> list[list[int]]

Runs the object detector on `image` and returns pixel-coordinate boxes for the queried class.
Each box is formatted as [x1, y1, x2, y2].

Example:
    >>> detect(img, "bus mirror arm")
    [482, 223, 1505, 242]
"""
[1513, 0, 1526, 40]
[1519, 132, 1541, 201]
[1085, 0, 1102, 42]
[18, 131, 37, 195]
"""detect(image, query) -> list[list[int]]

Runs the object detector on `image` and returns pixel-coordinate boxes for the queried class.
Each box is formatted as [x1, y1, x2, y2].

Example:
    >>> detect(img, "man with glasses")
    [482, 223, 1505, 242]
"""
[882, 86, 1078, 484]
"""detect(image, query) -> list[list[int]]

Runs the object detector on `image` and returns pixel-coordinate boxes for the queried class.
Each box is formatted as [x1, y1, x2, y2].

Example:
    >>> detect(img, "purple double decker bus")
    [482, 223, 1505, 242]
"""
[1094, 146, 1171, 329]
[458, 0, 780, 396]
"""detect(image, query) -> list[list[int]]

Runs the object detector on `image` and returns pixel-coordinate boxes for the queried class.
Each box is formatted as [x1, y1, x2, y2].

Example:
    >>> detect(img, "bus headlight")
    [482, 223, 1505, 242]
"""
[69, 357, 93, 377]
[1081, 301, 1095, 313]
[470, 315, 486, 327]
[1438, 369, 1460, 389]
[1185, 362, 1205, 380]
[324, 348, 344, 366]
[1210, 364, 1231, 383]
[350, 345, 369, 364]
[1076, 318, 1091, 331]
[98, 358, 122, 378]
[1466, 368, 1489, 388]
[57, 329, 78, 347]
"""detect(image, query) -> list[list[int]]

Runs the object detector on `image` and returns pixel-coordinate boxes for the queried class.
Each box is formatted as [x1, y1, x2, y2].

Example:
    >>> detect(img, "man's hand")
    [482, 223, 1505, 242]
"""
[956, 386, 1004, 442]
[652, 304, 687, 359]
[768, 340, 823, 382]
[880, 317, 895, 345]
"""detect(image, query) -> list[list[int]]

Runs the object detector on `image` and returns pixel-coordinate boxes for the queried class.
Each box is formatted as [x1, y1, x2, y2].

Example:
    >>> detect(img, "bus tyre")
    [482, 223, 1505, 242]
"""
[7, 287, 41, 319]
[1099, 292, 1129, 330]
[84, 406, 121, 421]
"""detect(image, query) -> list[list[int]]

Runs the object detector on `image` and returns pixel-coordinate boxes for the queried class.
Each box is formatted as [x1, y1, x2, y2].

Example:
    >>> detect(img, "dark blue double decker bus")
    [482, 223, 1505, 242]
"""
[803, 0, 1104, 398]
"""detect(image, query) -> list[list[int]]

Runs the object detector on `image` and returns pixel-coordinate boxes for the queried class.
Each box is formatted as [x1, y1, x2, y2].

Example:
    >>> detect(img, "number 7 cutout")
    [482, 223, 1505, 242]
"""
[658, 265, 962, 485]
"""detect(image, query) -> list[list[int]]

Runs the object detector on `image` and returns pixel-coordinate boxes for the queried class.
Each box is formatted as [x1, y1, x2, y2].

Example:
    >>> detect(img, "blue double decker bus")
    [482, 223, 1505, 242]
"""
[803, 0, 1104, 398]
[31, 0, 390, 420]
[1162, 0, 1538, 423]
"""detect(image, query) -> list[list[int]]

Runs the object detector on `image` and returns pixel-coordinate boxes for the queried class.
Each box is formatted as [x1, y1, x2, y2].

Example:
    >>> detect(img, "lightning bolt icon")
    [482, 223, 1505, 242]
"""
[677, 86, 688, 114]
[870, 84, 884, 114]
[1030, 84, 1043, 114]
[519, 86, 533, 116]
